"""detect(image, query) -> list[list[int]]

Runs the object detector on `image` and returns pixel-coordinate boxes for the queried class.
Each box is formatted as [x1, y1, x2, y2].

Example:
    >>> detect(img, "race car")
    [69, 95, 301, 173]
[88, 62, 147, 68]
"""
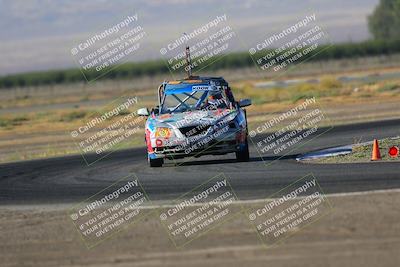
[137, 76, 251, 167]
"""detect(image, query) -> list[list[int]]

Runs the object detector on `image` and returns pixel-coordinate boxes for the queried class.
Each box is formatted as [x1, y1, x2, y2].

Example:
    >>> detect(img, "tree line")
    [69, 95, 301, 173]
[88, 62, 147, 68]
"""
[1, 39, 400, 89]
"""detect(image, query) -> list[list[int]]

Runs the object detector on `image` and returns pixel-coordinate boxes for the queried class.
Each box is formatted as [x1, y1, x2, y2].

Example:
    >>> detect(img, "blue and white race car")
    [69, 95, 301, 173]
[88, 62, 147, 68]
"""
[137, 76, 251, 167]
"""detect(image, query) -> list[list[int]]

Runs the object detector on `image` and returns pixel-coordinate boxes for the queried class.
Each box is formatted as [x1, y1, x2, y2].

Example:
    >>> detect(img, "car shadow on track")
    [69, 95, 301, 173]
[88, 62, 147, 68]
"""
[168, 154, 299, 167]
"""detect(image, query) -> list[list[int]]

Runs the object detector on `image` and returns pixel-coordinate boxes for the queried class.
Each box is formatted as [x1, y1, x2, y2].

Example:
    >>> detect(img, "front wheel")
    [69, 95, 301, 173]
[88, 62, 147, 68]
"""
[149, 157, 164, 167]
[236, 138, 250, 162]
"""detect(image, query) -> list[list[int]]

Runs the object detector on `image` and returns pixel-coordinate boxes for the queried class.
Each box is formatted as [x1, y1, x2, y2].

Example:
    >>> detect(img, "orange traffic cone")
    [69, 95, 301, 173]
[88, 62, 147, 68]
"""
[371, 139, 381, 161]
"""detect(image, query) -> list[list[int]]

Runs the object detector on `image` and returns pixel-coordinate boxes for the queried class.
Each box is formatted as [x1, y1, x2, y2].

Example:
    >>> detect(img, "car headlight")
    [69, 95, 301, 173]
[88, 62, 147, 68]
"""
[155, 127, 172, 138]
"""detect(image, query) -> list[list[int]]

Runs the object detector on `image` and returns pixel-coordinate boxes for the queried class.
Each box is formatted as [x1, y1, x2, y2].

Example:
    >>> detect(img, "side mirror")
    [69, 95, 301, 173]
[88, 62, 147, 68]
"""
[137, 108, 149, 116]
[238, 99, 252, 108]
[151, 106, 160, 115]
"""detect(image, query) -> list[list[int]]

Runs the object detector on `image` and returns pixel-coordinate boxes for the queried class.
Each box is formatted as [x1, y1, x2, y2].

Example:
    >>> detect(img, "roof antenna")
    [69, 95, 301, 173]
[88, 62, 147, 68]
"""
[182, 32, 192, 79]
[185, 45, 192, 78]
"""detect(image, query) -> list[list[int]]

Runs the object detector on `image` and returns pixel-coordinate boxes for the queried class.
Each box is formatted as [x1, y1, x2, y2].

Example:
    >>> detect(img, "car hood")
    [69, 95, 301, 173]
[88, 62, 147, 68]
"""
[152, 109, 238, 128]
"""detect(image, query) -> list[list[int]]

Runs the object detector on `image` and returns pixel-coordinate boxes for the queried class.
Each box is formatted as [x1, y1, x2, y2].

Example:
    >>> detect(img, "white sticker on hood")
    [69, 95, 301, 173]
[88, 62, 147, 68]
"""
[192, 85, 211, 91]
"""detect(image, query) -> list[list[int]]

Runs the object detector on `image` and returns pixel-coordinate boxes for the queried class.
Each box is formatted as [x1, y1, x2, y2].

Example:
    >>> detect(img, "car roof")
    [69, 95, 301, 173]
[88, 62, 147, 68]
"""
[166, 76, 227, 85]
[164, 76, 228, 95]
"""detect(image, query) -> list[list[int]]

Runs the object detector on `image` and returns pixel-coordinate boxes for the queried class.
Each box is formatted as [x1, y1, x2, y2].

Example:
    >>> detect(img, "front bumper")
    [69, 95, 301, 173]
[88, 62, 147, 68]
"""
[150, 128, 243, 159]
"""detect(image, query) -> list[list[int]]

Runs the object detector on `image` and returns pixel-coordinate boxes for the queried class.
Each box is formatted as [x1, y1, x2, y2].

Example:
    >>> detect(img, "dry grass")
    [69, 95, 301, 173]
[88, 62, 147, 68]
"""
[1, 58, 400, 163]
[312, 138, 400, 164]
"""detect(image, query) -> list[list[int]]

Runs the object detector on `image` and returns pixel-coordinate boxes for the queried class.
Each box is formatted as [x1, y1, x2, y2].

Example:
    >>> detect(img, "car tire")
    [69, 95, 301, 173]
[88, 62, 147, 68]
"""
[236, 138, 250, 162]
[149, 157, 164, 167]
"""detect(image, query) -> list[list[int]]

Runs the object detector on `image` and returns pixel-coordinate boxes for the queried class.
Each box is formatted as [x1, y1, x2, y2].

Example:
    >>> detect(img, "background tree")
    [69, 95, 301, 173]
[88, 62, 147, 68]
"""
[368, 0, 400, 40]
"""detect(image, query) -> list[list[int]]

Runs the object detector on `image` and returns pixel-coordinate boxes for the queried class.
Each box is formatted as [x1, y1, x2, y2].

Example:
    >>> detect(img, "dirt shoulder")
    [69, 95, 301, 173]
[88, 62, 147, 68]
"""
[311, 137, 400, 164]
[1, 190, 400, 267]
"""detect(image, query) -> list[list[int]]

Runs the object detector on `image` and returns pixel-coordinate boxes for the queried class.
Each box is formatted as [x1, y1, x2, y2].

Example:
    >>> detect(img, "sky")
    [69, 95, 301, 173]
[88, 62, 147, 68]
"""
[0, 0, 379, 75]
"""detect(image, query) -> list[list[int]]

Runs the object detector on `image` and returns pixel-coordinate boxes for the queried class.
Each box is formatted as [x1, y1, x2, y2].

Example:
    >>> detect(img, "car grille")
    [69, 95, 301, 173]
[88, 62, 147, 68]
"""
[179, 125, 212, 137]
[229, 122, 236, 128]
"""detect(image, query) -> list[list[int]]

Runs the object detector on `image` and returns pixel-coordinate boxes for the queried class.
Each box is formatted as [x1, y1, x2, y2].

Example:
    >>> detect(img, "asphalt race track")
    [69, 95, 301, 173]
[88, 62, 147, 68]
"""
[0, 119, 399, 205]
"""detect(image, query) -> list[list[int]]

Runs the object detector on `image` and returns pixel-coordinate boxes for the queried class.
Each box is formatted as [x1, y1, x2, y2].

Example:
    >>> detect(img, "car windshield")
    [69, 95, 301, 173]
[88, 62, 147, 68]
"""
[161, 84, 229, 114]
